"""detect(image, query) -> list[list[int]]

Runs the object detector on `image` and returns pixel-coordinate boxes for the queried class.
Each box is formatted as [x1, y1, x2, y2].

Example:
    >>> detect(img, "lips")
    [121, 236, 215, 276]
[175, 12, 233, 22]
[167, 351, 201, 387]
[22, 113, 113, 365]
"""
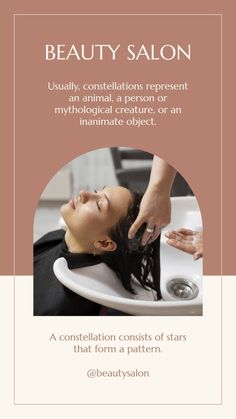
[69, 198, 76, 209]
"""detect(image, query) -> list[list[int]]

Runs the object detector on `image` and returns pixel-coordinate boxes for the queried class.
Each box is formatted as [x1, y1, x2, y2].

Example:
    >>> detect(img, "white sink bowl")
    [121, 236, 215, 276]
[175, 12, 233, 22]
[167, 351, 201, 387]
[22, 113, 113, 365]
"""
[54, 197, 202, 316]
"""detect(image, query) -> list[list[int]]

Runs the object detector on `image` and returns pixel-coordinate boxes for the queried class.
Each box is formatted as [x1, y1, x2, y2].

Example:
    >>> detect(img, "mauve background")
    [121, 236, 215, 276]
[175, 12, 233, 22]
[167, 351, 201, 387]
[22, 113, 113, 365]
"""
[0, 0, 233, 275]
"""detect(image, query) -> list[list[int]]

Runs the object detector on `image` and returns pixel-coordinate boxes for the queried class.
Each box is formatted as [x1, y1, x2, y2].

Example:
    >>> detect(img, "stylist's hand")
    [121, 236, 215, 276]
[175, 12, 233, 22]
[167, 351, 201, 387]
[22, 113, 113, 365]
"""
[165, 228, 203, 260]
[128, 185, 171, 245]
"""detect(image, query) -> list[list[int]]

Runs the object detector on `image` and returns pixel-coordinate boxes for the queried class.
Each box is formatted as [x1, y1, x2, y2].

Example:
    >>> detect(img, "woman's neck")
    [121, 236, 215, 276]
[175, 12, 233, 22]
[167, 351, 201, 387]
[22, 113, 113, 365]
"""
[64, 229, 92, 254]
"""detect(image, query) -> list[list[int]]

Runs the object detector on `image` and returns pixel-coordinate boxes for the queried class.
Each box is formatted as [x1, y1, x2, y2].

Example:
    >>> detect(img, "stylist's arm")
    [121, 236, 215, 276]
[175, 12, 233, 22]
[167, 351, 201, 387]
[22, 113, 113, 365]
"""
[128, 156, 176, 245]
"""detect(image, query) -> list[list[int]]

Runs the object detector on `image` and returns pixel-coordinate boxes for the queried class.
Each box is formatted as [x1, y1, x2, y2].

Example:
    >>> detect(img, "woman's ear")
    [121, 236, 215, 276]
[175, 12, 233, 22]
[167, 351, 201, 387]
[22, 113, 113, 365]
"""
[94, 239, 117, 253]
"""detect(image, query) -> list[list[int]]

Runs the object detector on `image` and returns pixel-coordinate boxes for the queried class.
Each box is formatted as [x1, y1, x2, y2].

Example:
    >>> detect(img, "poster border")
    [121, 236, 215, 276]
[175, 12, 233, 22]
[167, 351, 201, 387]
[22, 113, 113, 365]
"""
[13, 13, 223, 406]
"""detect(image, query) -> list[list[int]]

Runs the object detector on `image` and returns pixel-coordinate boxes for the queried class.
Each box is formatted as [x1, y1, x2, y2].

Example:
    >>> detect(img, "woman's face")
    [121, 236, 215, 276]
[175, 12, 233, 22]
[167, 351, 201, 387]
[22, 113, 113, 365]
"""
[61, 186, 132, 251]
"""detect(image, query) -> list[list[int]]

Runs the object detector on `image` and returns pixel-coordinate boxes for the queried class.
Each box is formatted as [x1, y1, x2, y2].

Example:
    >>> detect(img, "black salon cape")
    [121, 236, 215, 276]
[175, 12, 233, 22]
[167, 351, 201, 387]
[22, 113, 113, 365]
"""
[34, 229, 102, 316]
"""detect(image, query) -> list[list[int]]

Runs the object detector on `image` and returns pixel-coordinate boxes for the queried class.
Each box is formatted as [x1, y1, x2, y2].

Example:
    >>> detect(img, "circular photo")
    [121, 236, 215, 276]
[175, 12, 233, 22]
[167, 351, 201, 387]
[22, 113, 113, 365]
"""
[33, 147, 202, 316]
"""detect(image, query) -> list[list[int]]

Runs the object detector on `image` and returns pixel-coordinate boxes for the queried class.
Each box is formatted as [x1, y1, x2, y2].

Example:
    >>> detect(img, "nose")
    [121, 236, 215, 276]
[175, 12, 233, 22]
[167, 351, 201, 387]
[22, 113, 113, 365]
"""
[79, 190, 97, 204]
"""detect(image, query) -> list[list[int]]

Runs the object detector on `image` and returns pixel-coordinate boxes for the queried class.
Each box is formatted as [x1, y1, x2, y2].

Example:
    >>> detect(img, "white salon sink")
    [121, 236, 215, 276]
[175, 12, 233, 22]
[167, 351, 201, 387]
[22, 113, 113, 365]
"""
[54, 197, 202, 316]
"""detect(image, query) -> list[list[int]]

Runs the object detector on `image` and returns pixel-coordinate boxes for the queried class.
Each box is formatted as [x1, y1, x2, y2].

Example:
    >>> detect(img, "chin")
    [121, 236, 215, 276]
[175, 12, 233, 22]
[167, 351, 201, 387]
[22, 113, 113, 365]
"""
[60, 203, 66, 213]
[60, 203, 70, 218]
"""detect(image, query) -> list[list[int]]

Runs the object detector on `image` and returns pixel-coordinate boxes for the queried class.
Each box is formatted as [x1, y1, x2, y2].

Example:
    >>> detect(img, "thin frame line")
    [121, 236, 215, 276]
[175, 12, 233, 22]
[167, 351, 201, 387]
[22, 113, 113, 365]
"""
[13, 13, 223, 406]
[13, 13, 223, 16]
[13, 13, 16, 406]
[14, 403, 223, 406]
[220, 14, 223, 406]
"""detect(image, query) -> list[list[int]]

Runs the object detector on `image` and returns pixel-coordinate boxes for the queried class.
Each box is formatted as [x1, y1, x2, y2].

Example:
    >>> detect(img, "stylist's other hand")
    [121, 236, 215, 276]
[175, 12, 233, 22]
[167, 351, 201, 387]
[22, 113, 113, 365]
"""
[128, 185, 171, 245]
[165, 228, 203, 260]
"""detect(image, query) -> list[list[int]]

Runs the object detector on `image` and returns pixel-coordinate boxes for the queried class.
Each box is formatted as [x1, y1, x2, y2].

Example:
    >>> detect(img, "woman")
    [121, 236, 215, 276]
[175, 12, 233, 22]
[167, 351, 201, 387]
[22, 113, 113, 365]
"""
[34, 186, 161, 316]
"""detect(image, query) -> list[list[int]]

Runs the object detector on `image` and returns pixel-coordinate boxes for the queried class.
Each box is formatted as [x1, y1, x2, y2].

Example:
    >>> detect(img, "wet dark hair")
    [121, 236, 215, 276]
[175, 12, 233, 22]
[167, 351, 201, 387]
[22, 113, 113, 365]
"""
[100, 191, 161, 300]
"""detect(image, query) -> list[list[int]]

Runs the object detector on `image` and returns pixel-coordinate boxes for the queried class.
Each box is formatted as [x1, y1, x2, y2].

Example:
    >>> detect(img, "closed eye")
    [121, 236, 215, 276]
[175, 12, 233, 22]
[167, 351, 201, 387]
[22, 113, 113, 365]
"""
[94, 188, 109, 211]
[94, 190, 101, 212]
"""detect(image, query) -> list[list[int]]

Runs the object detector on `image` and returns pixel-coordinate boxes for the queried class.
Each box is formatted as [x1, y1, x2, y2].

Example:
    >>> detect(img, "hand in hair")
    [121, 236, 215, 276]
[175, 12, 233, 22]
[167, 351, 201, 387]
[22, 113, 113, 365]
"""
[128, 157, 176, 245]
[128, 185, 171, 245]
